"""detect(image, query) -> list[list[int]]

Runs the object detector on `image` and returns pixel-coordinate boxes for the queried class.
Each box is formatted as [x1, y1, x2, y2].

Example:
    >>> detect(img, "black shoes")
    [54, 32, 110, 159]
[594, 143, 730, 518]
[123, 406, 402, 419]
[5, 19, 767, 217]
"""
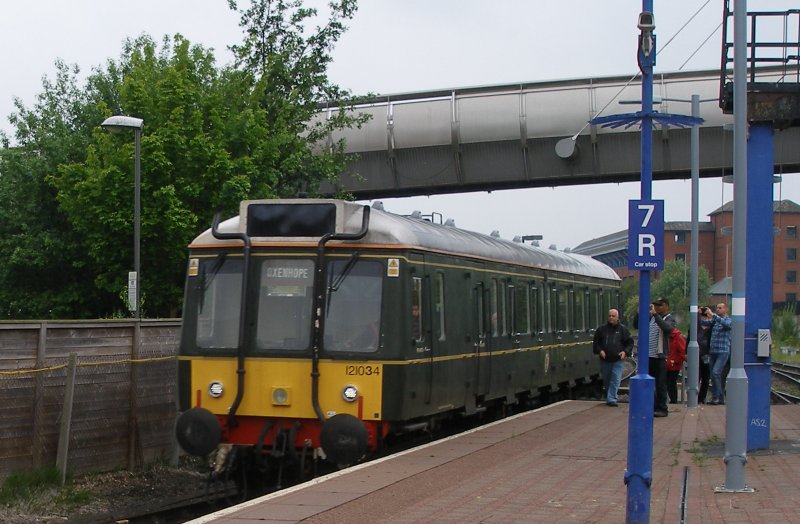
[606, 402, 618, 407]
[654, 410, 668, 417]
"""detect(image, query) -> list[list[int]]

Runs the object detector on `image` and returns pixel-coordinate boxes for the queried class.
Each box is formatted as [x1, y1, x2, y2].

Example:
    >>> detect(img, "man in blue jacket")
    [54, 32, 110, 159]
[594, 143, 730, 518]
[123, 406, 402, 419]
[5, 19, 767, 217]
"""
[593, 308, 634, 407]
[700, 302, 733, 405]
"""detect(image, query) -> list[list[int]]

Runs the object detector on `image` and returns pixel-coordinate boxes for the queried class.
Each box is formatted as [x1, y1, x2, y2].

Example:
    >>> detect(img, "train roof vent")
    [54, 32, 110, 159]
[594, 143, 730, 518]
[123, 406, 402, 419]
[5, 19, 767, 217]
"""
[549, 244, 558, 250]
[410, 210, 422, 219]
[444, 218, 456, 227]
[564, 247, 572, 253]
[372, 201, 385, 211]
[491, 230, 501, 238]
[512, 236, 522, 243]
[532, 240, 540, 246]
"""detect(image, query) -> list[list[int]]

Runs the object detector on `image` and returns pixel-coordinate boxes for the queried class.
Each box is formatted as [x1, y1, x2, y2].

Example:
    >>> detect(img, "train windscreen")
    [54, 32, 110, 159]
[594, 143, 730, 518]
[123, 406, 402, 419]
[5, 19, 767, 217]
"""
[324, 259, 383, 353]
[195, 256, 242, 349]
[255, 259, 314, 350]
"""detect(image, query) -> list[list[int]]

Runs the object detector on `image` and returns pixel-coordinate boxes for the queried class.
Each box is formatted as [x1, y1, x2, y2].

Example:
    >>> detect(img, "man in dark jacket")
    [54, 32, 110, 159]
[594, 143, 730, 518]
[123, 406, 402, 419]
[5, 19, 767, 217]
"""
[593, 308, 634, 406]
[649, 297, 676, 417]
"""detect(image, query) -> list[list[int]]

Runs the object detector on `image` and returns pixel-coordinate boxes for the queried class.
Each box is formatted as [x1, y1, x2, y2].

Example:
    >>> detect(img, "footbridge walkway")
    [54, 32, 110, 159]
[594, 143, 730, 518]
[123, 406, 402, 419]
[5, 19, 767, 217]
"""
[320, 68, 800, 199]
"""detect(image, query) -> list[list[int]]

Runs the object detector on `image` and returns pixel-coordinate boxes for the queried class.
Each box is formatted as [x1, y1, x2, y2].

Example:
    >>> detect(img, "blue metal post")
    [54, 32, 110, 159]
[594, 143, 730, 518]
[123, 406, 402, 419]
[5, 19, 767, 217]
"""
[745, 122, 773, 450]
[625, 2, 654, 522]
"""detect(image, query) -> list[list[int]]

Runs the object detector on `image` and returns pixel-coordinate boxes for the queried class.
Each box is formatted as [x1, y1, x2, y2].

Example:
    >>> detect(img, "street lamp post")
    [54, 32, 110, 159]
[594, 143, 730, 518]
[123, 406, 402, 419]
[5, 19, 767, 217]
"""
[101, 115, 144, 319]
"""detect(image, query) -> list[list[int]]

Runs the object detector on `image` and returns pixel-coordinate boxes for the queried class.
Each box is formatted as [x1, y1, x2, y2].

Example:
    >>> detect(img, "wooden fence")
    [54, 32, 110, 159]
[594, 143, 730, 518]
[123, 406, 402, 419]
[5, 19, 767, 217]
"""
[0, 320, 181, 481]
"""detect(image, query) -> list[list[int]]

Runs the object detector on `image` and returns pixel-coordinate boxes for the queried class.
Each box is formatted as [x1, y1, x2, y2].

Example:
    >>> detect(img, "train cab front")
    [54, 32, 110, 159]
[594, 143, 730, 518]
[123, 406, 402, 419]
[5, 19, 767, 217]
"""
[175, 199, 387, 472]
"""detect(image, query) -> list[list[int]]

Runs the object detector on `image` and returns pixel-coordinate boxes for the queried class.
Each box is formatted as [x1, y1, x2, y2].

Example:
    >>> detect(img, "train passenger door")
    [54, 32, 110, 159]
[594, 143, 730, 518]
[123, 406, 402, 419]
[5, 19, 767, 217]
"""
[412, 269, 433, 405]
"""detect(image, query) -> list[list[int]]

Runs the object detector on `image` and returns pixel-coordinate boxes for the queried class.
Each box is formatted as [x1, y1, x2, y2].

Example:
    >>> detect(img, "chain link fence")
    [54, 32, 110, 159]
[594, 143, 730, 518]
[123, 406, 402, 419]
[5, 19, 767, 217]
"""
[0, 320, 181, 481]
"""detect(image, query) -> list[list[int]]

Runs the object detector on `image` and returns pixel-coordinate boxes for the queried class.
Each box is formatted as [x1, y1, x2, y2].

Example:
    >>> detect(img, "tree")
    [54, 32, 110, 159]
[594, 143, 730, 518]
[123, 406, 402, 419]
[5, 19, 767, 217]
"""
[650, 260, 713, 330]
[621, 261, 713, 332]
[1, 0, 369, 319]
[225, 0, 369, 205]
[0, 61, 105, 318]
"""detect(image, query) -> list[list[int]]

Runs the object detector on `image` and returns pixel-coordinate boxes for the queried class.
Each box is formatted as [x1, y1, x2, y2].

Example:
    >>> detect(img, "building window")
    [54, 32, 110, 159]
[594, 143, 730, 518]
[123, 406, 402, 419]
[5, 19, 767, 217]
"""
[787, 271, 798, 284]
[674, 231, 686, 244]
[788, 226, 798, 239]
[788, 248, 798, 261]
[787, 293, 797, 303]
[675, 253, 686, 262]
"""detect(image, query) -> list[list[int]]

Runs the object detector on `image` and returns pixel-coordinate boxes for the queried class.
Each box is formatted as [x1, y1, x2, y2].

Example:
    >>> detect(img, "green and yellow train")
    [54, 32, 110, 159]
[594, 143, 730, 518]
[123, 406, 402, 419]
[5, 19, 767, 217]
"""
[175, 199, 620, 474]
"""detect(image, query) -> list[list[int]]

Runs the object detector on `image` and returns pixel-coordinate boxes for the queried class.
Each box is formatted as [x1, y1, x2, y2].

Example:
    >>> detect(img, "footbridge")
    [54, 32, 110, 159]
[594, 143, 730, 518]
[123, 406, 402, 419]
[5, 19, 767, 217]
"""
[321, 68, 800, 199]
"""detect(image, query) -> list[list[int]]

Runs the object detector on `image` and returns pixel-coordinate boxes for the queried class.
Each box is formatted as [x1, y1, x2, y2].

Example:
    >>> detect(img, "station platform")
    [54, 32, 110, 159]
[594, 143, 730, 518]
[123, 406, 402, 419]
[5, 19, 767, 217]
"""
[189, 401, 800, 523]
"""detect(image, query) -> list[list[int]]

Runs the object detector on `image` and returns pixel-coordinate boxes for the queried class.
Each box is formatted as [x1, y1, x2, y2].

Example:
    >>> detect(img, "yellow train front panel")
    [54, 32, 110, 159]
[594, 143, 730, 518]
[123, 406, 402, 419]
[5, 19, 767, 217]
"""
[185, 356, 384, 421]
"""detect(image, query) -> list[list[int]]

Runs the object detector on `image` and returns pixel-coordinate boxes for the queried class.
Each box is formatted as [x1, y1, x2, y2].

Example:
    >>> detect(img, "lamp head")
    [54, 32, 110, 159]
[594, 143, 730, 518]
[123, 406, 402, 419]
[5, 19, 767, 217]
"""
[101, 115, 143, 132]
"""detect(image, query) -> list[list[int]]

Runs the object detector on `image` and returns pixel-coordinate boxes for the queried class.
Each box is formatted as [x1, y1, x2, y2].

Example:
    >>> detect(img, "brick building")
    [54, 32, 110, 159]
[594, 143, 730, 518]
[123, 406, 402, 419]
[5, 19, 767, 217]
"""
[573, 200, 800, 307]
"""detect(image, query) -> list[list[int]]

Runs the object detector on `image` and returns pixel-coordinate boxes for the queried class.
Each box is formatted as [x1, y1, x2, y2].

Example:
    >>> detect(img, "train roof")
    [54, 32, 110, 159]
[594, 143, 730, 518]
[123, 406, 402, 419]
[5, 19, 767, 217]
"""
[191, 199, 620, 281]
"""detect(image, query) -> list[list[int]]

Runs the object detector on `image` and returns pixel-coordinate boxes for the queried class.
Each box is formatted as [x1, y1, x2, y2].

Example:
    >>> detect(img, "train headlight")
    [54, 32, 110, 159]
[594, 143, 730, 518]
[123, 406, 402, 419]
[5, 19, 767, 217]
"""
[342, 385, 359, 402]
[272, 387, 291, 406]
[208, 381, 224, 398]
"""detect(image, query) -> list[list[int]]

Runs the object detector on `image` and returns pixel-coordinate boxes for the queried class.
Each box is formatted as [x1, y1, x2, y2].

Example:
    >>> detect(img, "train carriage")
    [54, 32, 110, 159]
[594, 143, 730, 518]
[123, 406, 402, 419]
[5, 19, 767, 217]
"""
[175, 198, 621, 475]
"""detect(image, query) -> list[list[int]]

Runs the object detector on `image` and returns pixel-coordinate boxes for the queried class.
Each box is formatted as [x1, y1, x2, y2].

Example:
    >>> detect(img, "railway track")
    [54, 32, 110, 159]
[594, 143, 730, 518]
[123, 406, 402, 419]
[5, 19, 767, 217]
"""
[772, 361, 800, 404]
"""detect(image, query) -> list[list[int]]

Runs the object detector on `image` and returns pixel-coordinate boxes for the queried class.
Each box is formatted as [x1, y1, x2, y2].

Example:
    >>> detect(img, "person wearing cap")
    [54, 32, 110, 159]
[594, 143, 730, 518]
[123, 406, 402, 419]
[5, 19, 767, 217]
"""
[649, 297, 675, 417]
[592, 308, 634, 406]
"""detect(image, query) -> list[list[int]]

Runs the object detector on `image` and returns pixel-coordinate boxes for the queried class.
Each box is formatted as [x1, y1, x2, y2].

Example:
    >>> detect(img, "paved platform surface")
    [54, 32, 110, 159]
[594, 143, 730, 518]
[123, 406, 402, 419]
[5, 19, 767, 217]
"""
[190, 402, 800, 523]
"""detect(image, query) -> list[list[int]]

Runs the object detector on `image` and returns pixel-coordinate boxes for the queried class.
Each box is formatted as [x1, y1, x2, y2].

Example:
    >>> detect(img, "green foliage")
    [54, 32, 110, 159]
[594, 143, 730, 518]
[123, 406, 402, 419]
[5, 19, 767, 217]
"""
[0, 466, 90, 514]
[620, 277, 639, 327]
[620, 260, 713, 332]
[772, 305, 800, 349]
[0, 1, 369, 319]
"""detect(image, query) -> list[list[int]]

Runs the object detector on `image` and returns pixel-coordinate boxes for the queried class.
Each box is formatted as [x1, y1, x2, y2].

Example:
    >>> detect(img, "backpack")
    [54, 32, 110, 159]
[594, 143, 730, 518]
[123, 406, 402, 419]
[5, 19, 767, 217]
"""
[667, 328, 687, 371]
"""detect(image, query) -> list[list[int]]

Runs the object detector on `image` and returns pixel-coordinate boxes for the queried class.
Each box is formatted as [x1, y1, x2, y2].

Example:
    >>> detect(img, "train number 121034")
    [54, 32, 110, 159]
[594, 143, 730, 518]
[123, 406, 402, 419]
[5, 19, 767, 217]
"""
[345, 365, 380, 376]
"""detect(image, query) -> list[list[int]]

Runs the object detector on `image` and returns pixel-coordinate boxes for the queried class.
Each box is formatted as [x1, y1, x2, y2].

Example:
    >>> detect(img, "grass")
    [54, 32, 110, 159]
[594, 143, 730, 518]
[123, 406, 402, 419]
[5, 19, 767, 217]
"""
[0, 466, 90, 512]
[684, 435, 722, 467]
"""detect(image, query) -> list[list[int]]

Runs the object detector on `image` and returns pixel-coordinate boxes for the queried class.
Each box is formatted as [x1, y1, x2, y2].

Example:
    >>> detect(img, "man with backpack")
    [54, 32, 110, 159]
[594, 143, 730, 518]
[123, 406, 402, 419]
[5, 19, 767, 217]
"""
[649, 297, 676, 417]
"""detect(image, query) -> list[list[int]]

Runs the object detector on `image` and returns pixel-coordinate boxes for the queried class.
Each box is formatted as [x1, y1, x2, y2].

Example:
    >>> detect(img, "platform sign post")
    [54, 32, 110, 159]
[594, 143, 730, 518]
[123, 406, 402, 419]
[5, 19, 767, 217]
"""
[586, 4, 702, 518]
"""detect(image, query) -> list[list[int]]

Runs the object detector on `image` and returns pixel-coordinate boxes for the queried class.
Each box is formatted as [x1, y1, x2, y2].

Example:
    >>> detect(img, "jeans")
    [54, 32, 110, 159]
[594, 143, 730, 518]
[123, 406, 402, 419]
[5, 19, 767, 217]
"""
[600, 359, 624, 403]
[709, 352, 730, 401]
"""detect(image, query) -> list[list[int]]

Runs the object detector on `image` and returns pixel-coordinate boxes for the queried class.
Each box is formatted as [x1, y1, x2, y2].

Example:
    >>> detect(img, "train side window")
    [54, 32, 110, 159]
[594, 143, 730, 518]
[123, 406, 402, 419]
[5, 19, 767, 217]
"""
[530, 285, 541, 334]
[435, 272, 446, 341]
[498, 279, 507, 336]
[412, 277, 423, 342]
[574, 288, 585, 332]
[490, 279, 499, 336]
[543, 285, 553, 333]
[556, 286, 568, 332]
[589, 289, 599, 328]
[514, 282, 530, 335]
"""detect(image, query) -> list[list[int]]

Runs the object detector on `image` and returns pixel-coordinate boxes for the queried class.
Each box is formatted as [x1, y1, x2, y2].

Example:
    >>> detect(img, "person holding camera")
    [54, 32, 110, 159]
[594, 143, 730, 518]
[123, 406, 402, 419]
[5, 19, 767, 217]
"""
[700, 303, 732, 405]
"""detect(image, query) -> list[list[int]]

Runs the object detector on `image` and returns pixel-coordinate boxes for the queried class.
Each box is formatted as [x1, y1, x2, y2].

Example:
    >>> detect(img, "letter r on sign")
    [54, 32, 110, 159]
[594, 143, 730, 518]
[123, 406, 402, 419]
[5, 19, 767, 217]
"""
[638, 234, 656, 256]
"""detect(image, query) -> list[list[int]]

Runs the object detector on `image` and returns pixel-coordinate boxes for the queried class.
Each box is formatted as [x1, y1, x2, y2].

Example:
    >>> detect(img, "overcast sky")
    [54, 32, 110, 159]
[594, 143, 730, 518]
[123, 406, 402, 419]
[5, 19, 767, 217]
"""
[2, 1, 798, 249]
